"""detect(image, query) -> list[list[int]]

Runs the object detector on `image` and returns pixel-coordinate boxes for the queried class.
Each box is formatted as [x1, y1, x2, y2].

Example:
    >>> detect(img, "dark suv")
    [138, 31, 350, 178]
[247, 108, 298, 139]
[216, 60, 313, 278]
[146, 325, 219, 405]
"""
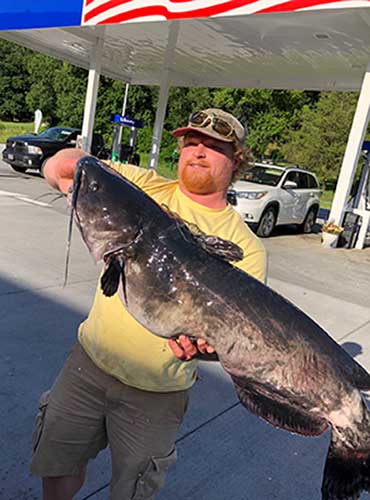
[2, 126, 108, 175]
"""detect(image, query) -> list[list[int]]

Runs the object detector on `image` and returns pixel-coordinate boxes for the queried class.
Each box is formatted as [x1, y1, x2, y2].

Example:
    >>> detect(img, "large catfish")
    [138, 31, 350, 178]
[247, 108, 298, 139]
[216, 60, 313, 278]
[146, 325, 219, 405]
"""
[71, 156, 370, 500]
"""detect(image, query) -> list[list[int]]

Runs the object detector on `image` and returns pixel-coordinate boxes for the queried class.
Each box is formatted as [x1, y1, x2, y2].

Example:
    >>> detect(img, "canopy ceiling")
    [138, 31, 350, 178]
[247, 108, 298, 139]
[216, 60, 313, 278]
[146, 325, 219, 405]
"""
[1, 4, 370, 91]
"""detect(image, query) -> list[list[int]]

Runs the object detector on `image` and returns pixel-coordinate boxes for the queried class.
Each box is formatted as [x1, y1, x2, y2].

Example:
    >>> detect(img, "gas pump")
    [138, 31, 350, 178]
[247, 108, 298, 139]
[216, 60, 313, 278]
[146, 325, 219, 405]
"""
[110, 114, 144, 165]
[340, 141, 370, 249]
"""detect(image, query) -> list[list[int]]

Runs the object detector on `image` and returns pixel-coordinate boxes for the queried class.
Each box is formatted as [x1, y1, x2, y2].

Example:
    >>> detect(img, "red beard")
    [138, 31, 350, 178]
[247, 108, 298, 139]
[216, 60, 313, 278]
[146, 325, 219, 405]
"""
[180, 164, 216, 194]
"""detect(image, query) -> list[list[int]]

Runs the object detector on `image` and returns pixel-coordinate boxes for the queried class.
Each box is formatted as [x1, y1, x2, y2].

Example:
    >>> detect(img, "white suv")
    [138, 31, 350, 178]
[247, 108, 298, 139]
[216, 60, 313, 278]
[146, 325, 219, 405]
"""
[228, 162, 321, 237]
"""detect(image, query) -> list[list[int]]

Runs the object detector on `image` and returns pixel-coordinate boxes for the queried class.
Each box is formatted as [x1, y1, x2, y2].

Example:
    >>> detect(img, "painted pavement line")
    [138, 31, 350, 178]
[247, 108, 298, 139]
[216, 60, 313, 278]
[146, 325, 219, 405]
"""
[0, 189, 52, 207]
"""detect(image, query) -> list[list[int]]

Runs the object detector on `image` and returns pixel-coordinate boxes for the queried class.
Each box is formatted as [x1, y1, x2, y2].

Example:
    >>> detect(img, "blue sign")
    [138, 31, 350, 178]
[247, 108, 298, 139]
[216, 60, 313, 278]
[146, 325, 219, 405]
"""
[110, 114, 144, 129]
[362, 141, 370, 152]
[0, 0, 83, 30]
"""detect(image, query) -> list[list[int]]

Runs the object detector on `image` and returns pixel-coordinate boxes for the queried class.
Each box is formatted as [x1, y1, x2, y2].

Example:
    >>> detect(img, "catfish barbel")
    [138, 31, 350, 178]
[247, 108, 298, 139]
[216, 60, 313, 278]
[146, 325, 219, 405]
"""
[70, 156, 370, 500]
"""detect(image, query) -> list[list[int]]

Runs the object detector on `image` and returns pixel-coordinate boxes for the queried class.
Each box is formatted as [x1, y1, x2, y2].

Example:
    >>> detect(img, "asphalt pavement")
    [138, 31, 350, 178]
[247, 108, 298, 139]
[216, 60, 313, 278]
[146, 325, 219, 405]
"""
[1, 159, 370, 500]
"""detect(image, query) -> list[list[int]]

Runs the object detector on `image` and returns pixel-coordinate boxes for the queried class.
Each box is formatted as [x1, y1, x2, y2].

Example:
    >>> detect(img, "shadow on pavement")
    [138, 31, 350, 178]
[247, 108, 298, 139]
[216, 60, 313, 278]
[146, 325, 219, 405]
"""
[2, 274, 369, 500]
[0, 275, 86, 500]
[342, 341, 363, 358]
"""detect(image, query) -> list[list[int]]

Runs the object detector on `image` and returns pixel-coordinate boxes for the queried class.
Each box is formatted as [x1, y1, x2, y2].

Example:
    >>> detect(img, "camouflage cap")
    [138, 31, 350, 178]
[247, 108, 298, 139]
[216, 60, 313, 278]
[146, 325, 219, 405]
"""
[172, 108, 247, 145]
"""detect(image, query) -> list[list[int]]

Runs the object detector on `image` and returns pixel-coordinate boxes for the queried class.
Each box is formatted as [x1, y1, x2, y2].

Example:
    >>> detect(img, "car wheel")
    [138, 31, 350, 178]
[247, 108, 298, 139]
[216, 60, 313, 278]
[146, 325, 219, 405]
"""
[298, 206, 318, 234]
[256, 207, 277, 238]
[11, 165, 27, 173]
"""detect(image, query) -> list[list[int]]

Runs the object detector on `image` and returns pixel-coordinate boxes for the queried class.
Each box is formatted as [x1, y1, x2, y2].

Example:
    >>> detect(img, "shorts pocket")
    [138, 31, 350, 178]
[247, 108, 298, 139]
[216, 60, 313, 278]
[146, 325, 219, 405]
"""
[132, 447, 177, 499]
[32, 390, 50, 452]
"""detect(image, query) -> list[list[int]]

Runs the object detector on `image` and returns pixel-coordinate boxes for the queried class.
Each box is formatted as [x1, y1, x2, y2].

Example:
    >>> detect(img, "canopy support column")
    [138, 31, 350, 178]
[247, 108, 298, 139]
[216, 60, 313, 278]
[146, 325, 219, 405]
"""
[327, 64, 370, 247]
[148, 22, 179, 170]
[149, 75, 170, 169]
[118, 83, 130, 145]
[81, 31, 104, 153]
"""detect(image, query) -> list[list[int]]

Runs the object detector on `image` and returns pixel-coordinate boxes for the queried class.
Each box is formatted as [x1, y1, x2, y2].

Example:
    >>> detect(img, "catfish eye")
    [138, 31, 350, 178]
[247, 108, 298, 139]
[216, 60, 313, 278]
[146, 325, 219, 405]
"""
[89, 180, 99, 192]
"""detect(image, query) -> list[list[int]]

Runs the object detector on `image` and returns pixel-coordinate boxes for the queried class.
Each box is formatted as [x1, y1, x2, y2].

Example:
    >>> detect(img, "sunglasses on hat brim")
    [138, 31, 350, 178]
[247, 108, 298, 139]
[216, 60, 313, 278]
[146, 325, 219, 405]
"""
[189, 111, 235, 140]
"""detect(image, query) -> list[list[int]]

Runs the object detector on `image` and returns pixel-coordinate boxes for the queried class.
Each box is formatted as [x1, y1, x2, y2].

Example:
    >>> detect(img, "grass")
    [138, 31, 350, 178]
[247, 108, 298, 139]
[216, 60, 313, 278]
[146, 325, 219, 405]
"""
[138, 152, 178, 180]
[0, 121, 35, 143]
[320, 190, 334, 210]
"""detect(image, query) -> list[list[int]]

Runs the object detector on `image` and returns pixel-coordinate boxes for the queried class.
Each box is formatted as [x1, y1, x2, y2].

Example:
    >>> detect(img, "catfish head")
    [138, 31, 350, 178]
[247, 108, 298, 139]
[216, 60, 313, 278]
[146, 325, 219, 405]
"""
[72, 156, 144, 263]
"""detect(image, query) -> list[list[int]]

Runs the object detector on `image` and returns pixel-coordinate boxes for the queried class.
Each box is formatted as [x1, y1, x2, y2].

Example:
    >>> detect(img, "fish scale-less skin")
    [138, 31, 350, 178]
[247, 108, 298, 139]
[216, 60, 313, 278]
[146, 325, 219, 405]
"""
[73, 157, 370, 500]
[74, 159, 367, 417]
[120, 226, 358, 425]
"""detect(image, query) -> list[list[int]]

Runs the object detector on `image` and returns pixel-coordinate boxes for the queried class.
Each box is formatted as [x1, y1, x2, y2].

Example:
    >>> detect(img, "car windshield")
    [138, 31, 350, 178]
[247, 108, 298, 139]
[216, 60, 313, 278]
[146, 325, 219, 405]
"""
[241, 165, 284, 186]
[38, 127, 76, 142]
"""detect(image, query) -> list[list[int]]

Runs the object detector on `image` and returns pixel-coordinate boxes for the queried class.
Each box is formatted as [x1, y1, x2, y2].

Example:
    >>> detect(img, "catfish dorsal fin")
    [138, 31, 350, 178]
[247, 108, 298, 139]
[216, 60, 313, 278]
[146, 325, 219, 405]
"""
[195, 234, 244, 262]
[161, 204, 243, 262]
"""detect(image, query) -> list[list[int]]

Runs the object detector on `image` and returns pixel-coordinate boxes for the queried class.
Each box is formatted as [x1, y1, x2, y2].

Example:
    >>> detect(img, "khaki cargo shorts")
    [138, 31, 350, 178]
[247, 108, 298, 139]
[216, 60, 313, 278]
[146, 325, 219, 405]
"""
[31, 342, 189, 500]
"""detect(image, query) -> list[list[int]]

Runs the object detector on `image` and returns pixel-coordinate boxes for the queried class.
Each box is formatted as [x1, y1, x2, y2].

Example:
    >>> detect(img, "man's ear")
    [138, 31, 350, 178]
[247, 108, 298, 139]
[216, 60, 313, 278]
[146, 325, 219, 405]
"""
[232, 158, 240, 173]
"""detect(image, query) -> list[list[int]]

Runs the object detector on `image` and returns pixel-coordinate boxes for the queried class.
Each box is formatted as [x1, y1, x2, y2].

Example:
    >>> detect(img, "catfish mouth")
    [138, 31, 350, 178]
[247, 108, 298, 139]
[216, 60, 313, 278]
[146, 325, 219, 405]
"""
[72, 165, 134, 262]
[73, 209, 125, 262]
[74, 207, 143, 263]
[70, 157, 144, 265]
[82, 228, 126, 262]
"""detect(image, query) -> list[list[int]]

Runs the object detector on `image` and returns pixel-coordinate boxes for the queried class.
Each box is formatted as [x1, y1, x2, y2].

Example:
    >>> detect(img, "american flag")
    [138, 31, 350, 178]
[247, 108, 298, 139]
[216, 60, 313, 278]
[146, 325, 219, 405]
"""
[81, 0, 370, 25]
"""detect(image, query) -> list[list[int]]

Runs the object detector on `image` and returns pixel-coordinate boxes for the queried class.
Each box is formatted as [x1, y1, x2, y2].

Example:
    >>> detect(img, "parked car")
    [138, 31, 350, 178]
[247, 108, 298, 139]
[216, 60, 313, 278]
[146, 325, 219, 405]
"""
[2, 126, 108, 175]
[228, 162, 321, 237]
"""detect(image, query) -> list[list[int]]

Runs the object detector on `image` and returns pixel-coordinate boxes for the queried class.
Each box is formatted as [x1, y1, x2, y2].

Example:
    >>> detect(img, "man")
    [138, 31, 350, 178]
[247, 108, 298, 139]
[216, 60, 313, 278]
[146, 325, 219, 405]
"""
[31, 108, 266, 500]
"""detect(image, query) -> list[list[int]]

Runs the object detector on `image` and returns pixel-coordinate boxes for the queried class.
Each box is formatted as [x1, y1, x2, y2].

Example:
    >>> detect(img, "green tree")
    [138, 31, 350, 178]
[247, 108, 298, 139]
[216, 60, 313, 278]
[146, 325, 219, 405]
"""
[26, 52, 62, 125]
[158, 87, 215, 159]
[95, 78, 127, 143]
[53, 63, 87, 127]
[95, 82, 158, 150]
[0, 40, 32, 120]
[166, 87, 214, 131]
[282, 92, 359, 189]
[213, 88, 318, 159]
[120, 84, 158, 153]
[126, 85, 158, 124]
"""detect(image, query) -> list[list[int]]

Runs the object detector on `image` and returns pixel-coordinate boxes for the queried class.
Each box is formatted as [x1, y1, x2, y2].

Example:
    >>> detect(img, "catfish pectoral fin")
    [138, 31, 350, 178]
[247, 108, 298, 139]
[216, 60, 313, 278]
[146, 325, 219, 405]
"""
[231, 375, 328, 436]
[101, 256, 125, 298]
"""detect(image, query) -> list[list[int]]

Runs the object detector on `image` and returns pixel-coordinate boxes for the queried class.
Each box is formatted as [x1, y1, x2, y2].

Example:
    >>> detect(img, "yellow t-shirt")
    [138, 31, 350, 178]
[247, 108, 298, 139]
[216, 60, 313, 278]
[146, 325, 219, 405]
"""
[78, 164, 267, 392]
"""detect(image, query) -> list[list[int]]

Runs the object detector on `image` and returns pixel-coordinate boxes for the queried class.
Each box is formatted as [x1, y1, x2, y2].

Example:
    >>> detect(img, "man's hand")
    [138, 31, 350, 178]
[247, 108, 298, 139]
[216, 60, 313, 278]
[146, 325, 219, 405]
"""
[168, 335, 217, 361]
[44, 148, 88, 194]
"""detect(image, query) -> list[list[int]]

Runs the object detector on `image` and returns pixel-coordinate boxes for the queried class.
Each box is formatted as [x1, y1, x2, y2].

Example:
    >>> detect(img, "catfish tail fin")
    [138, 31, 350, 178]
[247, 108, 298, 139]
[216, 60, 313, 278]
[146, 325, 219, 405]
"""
[322, 436, 370, 499]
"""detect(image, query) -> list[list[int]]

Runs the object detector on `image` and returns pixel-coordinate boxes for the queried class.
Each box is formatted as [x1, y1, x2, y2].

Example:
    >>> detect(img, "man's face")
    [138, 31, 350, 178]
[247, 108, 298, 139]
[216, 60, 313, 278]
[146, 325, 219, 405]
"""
[178, 132, 238, 195]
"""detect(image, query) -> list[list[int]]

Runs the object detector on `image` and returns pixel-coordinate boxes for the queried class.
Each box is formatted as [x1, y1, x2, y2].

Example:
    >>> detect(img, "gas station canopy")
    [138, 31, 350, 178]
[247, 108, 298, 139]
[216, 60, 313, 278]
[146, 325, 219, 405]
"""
[1, 2, 370, 91]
